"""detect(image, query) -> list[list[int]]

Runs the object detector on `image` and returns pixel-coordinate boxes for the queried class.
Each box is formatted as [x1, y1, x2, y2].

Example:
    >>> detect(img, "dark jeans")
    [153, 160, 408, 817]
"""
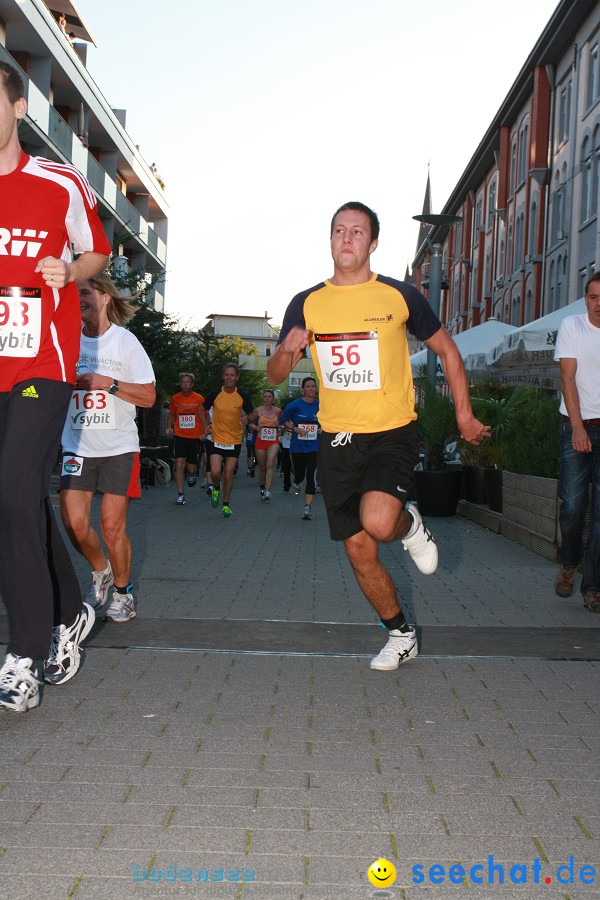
[0, 379, 82, 659]
[558, 419, 600, 595]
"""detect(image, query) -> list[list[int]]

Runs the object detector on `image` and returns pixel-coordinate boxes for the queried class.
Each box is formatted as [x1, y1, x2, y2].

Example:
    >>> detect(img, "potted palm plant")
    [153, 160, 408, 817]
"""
[414, 389, 463, 516]
[460, 386, 529, 512]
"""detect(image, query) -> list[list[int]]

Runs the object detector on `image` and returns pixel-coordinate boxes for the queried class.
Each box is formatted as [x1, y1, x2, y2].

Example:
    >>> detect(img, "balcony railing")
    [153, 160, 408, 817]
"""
[1, 46, 164, 265]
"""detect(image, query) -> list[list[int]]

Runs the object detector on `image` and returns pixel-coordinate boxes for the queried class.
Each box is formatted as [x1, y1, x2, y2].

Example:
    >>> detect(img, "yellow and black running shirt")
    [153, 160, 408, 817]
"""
[203, 387, 254, 445]
[277, 274, 441, 434]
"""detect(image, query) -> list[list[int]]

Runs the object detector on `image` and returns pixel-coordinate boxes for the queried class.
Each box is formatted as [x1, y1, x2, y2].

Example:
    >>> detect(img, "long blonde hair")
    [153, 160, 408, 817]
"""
[89, 272, 139, 326]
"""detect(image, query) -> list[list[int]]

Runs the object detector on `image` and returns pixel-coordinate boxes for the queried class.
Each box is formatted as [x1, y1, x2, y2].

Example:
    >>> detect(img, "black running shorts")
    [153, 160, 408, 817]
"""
[174, 436, 199, 465]
[317, 423, 419, 541]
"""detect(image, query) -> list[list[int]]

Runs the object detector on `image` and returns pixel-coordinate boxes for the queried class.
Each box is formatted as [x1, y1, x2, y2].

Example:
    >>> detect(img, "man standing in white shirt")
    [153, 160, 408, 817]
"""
[554, 274, 600, 611]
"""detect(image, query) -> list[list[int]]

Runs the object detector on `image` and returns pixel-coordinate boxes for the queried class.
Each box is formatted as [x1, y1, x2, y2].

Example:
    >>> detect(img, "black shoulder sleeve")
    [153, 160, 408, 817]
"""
[239, 390, 254, 414]
[377, 275, 441, 341]
[277, 283, 326, 346]
[203, 389, 219, 410]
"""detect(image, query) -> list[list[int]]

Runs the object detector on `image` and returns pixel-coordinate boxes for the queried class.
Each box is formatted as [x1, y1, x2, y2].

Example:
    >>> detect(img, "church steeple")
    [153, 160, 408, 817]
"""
[415, 167, 432, 258]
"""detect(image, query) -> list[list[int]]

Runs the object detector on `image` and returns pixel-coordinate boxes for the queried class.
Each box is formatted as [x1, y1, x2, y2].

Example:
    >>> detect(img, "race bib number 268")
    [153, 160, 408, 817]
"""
[314, 331, 380, 391]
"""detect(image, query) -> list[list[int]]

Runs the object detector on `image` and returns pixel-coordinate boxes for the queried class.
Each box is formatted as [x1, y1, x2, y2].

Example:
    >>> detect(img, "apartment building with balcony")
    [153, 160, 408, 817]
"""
[413, 0, 599, 336]
[201, 312, 280, 357]
[0, 0, 168, 309]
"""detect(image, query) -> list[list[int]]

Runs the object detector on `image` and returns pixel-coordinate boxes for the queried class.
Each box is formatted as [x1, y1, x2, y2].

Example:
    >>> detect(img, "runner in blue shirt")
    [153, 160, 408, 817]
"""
[280, 377, 320, 520]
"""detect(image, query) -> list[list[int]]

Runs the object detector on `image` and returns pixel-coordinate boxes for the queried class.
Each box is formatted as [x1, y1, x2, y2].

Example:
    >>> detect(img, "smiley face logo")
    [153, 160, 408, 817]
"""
[367, 858, 396, 888]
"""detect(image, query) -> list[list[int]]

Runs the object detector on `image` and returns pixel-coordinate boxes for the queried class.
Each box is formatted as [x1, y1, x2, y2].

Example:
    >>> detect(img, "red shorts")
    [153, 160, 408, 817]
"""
[255, 435, 279, 451]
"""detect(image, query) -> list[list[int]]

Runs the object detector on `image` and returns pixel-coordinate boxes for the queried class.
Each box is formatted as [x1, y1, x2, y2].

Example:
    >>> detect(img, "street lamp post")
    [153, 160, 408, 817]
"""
[413, 213, 462, 390]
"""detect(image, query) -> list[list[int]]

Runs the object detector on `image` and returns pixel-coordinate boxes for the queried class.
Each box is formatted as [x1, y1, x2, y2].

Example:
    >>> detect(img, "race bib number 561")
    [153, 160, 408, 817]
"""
[0, 287, 42, 357]
[314, 331, 380, 390]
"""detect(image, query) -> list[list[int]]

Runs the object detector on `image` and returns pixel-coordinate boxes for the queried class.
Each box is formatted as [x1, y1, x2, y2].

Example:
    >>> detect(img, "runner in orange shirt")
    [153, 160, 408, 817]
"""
[167, 373, 205, 506]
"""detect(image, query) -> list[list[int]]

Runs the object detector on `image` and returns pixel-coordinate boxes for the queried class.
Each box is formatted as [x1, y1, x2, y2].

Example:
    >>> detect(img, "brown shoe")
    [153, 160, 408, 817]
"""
[583, 591, 600, 613]
[554, 564, 577, 597]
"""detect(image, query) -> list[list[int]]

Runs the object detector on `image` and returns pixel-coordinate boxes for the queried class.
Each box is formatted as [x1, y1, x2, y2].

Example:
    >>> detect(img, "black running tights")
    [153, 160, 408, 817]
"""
[0, 379, 82, 659]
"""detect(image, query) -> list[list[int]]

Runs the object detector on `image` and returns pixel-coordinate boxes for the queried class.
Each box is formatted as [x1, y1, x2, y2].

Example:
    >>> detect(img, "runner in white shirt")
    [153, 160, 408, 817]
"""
[59, 273, 155, 628]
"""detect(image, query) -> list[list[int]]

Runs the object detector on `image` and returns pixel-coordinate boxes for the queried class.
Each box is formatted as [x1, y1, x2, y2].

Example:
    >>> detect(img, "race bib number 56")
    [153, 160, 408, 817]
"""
[314, 331, 380, 390]
[0, 287, 42, 357]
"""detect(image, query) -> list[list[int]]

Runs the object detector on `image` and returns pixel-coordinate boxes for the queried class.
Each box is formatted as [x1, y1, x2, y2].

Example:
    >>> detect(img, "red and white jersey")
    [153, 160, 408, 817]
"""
[0, 151, 111, 391]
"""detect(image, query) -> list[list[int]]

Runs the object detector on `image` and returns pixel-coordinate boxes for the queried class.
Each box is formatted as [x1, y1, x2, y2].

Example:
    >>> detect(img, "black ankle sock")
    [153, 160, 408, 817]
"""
[114, 584, 132, 595]
[381, 612, 408, 632]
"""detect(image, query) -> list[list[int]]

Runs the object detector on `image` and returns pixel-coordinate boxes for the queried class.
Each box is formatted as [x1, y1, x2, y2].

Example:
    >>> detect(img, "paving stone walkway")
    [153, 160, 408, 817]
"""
[1, 472, 599, 898]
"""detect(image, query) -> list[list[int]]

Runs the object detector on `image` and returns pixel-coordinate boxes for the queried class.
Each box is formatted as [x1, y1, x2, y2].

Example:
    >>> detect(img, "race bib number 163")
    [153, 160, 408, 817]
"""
[314, 331, 380, 390]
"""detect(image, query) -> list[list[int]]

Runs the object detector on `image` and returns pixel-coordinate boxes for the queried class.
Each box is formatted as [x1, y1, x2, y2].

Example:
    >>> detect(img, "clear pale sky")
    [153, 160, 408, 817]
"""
[83, 0, 559, 330]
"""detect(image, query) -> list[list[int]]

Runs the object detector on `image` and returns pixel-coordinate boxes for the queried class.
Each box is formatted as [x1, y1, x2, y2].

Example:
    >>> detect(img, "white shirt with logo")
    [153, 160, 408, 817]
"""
[61, 324, 155, 457]
[555, 313, 600, 419]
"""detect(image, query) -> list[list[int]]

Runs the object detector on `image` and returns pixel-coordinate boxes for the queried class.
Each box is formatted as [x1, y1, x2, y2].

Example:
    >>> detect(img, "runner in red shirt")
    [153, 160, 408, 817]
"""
[0, 63, 111, 712]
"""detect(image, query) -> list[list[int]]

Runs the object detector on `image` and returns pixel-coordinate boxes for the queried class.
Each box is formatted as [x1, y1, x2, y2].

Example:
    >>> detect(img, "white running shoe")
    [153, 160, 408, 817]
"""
[84, 564, 114, 611]
[44, 603, 95, 685]
[293, 483, 301, 495]
[105, 590, 137, 623]
[0, 653, 42, 712]
[262, 490, 271, 502]
[401, 505, 438, 574]
[370, 627, 419, 671]
[302, 505, 312, 520]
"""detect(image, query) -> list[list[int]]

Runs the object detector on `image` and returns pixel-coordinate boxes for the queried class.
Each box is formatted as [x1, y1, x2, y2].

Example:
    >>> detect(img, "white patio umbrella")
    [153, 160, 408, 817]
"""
[410, 318, 517, 379]
[462, 297, 587, 388]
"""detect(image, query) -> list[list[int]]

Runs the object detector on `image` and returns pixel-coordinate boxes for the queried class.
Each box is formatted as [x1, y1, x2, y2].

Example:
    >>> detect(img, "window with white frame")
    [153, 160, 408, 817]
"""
[455, 220, 462, 257]
[581, 135, 593, 223]
[552, 171, 565, 241]
[517, 122, 529, 184]
[587, 42, 600, 108]
[510, 141, 517, 193]
[511, 295, 521, 326]
[487, 179, 497, 230]
[474, 194, 483, 243]
[514, 213, 524, 268]
[558, 80, 571, 144]
[525, 288, 533, 322]
[592, 125, 600, 218]
[528, 199, 537, 257]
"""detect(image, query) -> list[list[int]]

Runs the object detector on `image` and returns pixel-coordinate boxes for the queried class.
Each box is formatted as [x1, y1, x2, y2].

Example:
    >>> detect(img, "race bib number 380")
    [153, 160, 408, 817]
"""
[0, 287, 42, 357]
[314, 331, 380, 390]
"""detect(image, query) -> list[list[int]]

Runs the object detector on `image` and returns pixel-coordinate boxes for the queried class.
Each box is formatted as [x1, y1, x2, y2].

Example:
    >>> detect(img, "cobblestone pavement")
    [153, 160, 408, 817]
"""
[1, 472, 599, 899]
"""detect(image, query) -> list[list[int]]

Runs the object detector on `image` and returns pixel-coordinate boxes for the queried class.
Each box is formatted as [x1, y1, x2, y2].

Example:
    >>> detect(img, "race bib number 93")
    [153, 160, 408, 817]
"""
[314, 331, 380, 390]
[0, 287, 42, 358]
